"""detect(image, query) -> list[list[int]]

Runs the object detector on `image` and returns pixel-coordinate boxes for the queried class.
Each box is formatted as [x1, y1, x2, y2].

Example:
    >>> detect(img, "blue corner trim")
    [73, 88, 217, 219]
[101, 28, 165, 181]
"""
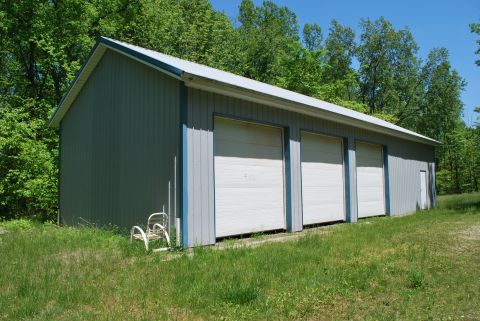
[100, 37, 183, 77]
[284, 128, 293, 231]
[180, 83, 189, 247]
[383, 145, 391, 216]
[343, 138, 351, 222]
[57, 124, 62, 224]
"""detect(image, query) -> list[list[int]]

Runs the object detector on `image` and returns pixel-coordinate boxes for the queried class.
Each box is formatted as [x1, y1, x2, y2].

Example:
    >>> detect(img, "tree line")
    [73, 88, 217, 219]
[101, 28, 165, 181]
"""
[0, 0, 479, 221]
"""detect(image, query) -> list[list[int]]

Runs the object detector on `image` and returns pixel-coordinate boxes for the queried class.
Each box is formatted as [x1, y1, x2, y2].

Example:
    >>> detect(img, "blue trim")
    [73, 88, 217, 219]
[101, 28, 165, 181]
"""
[212, 115, 217, 240]
[100, 37, 183, 77]
[383, 145, 391, 215]
[213, 112, 287, 128]
[353, 137, 384, 147]
[180, 83, 189, 248]
[432, 164, 437, 207]
[343, 137, 352, 222]
[298, 131, 304, 228]
[57, 124, 62, 224]
[284, 128, 293, 231]
[299, 127, 347, 141]
[353, 140, 358, 222]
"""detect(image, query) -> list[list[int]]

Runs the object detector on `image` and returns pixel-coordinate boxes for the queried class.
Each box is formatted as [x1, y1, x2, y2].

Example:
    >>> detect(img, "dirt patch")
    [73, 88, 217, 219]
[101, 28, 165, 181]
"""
[215, 225, 332, 251]
[452, 223, 480, 253]
[0, 227, 6, 235]
[458, 224, 480, 241]
[52, 248, 116, 266]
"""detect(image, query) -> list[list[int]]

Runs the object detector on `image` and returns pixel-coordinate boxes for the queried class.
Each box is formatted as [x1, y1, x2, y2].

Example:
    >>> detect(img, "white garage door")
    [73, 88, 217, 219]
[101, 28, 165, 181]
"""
[356, 142, 385, 218]
[214, 117, 285, 238]
[301, 132, 345, 225]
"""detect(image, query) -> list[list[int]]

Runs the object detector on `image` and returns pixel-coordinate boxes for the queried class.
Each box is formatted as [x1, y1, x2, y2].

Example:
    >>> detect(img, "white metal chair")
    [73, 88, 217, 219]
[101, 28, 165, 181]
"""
[130, 212, 171, 251]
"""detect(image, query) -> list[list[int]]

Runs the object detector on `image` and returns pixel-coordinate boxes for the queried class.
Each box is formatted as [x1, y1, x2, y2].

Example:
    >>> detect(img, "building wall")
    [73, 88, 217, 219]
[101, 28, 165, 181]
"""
[60, 50, 180, 230]
[185, 88, 435, 247]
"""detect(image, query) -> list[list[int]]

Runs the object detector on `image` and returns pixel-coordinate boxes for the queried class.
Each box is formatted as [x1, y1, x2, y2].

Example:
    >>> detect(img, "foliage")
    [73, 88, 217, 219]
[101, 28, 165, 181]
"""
[470, 22, 480, 66]
[322, 20, 357, 101]
[436, 124, 480, 194]
[0, 193, 479, 320]
[0, 0, 478, 221]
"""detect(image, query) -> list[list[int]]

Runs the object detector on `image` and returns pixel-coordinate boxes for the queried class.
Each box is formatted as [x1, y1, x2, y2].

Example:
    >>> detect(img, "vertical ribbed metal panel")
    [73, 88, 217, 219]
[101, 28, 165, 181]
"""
[347, 139, 358, 222]
[186, 88, 435, 246]
[60, 50, 180, 230]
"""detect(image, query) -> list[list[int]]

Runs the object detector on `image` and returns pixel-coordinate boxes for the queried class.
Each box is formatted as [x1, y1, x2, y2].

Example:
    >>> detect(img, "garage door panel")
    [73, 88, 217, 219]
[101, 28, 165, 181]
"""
[357, 187, 384, 202]
[356, 142, 385, 218]
[302, 152, 343, 165]
[302, 163, 343, 174]
[357, 172, 383, 186]
[303, 134, 340, 150]
[303, 206, 344, 224]
[215, 189, 283, 212]
[302, 189, 344, 205]
[357, 202, 384, 216]
[214, 117, 285, 238]
[214, 160, 283, 188]
[215, 140, 282, 160]
[301, 132, 345, 225]
[302, 169, 343, 187]
[215, 118, 282, 147]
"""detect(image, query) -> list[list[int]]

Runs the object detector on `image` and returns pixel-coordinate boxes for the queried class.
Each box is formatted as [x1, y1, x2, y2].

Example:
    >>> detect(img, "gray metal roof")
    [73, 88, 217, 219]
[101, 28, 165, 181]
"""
[50, 37, 439, 145]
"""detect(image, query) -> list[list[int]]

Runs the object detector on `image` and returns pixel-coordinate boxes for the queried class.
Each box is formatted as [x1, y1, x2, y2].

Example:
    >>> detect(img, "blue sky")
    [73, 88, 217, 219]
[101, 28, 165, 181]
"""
[210, 0, 480, 126]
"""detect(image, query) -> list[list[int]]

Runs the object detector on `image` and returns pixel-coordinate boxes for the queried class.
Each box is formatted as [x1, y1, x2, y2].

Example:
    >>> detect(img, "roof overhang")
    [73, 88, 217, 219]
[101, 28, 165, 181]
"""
[50, 37, 440, 146]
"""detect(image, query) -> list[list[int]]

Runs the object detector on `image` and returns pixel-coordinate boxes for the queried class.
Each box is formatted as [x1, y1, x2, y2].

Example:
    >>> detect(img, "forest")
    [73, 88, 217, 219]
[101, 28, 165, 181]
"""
[1, 0, 479, 221]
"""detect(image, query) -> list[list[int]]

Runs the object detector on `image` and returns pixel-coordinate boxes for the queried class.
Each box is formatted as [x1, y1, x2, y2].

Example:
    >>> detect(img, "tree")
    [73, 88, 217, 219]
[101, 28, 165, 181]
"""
[356, 17, 421, 116]
[414, 48, 465, 141]
[303, 23, 323, 51]
[127, 0, 236, 71]
[1, 1, 477, 222]
[235, 0, 300, 84]
[0, 0, 142, 220]
[475, 107, 480, 127]
[470, 22, 480, 66]
[275, 23, 324, 97]
[320, 20, 359, 104]
[323, 20, 356, 83]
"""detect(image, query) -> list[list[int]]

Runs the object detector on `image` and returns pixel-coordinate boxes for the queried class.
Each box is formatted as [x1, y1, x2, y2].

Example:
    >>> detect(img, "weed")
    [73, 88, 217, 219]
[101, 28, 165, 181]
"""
[407, 269, 426, 289]
[0, 193, 479, 320]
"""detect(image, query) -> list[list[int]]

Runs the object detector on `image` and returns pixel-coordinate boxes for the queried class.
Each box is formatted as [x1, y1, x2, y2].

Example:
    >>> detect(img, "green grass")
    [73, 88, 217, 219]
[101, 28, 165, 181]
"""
[1, 194, 480, 320]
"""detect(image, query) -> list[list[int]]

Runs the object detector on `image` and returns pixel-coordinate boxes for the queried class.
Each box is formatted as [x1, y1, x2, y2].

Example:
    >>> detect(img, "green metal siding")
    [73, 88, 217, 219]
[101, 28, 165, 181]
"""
[60, 50, 180, 229]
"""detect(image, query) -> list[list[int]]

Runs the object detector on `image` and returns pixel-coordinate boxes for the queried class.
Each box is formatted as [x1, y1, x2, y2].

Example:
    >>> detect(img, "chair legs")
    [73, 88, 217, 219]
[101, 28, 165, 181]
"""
[131, 224, 171, 251]
[130, 226, 149, 250]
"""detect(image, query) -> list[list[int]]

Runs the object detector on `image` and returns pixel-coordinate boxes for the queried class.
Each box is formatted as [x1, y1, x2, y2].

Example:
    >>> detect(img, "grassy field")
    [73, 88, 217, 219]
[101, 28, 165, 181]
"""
[1, 194, 479, 321]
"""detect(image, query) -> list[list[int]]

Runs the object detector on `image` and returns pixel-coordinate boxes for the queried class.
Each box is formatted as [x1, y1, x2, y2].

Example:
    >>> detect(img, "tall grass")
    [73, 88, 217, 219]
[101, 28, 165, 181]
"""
[1, 193, 479, 320]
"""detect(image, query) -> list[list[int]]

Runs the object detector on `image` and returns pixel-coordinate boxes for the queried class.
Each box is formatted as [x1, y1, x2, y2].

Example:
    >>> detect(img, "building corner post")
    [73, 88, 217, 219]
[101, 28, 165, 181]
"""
[343, 137, 352, 223]
[347, 138, 358, 223]
[180, 83, 189, 248]
[383, 145, 391, 216]
[284, 127, 294, 232]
